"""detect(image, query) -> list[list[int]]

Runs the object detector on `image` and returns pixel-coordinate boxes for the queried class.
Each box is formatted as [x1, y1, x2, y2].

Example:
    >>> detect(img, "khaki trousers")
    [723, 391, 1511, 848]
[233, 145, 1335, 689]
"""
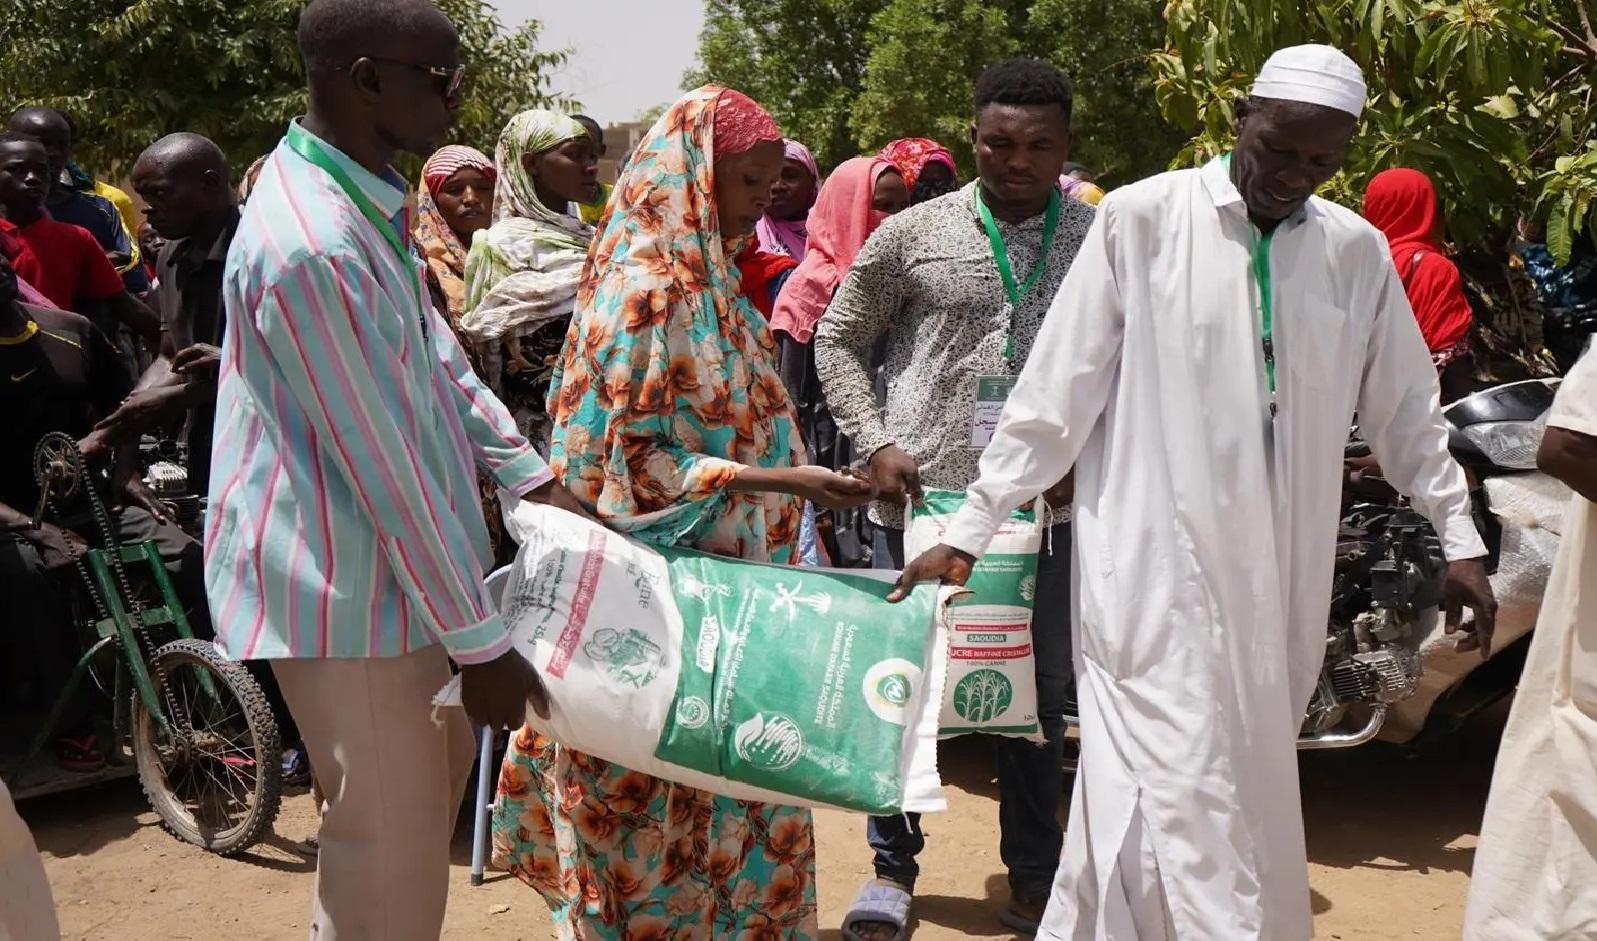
[272, 645, 475, 941]
[0, 779, 59, 941]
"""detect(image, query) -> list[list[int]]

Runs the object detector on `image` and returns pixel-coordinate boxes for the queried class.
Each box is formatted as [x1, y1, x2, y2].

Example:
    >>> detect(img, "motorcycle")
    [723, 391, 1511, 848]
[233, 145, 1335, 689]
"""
[1301, 377, 1563, 748]
[1061, 378, 1564, 752]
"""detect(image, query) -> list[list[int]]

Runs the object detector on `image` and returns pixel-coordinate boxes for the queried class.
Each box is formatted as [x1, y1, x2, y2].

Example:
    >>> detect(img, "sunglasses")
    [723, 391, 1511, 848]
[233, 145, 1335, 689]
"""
[357, 58, 468, 101]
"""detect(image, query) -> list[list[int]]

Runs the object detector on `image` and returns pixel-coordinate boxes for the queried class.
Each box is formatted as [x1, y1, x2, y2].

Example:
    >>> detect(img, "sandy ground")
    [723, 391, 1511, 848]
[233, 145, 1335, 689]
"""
[21, 707, 1505, 941]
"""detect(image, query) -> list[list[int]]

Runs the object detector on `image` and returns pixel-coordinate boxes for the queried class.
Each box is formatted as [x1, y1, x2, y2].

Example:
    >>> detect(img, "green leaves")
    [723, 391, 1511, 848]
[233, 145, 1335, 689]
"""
[691, 0, 1186, 183]
[1, 0, 568, 177]
[1156, 0, 1592, 257]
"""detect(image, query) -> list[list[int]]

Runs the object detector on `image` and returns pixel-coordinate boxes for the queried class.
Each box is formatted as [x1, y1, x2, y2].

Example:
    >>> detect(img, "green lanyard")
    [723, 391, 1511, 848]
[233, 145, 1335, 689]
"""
[1222, 155, 1278, 415]
[284, 122, 429, 343]
[975, 186, 1061, 366]
[1250, 225, 1278, 403]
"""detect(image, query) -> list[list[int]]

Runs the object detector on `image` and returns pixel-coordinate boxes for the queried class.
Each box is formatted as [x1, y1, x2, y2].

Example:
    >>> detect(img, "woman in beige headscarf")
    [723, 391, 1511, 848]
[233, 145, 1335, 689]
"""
[461, 110, 598, 450]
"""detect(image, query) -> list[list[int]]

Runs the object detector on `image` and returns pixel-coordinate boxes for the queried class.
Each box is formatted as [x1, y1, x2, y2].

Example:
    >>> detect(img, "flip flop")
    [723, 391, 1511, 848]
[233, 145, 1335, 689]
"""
[56, 734, 106, 773]
[841, 878, 912, 941]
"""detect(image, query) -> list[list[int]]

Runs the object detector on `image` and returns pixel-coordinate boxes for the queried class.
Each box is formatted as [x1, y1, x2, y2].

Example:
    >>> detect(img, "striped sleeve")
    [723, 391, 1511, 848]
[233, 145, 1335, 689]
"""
[251, 256, 511, 664]
[428, 303, 554, 496]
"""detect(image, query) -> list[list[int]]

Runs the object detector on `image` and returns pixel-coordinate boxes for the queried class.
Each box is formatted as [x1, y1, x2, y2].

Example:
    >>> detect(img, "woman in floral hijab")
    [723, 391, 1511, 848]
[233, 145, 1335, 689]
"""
[462, 109, 599, 449]
[492, 85, 870, 940]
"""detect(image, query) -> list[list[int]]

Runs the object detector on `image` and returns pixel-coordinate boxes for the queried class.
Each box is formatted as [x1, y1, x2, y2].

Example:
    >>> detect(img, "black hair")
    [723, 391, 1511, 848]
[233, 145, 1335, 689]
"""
[973, 59, 1073, 123]
[7, 106, 71, 139]
[572, 114, 602, 136]
[297, 0, 454, 73]
[1060, 161, 1090, 177]
[911, 174, 958, 205]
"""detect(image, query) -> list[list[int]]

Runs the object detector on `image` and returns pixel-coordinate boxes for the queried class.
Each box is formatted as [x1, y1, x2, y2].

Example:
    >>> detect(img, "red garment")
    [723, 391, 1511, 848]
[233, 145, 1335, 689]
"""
[0, 216, 124, 310]
[879, 138, 956, 191]
[770, 157, 895, 343]
[1363, 168, 1473, 358]
[0, 221, 55, 308]
[712, 89, 782, 157]
[735, 241, 799, 318]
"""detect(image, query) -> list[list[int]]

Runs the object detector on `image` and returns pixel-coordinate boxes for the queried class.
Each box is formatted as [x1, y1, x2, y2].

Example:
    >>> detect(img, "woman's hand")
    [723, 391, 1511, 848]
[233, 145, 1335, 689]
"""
[783, 466, 874, 510]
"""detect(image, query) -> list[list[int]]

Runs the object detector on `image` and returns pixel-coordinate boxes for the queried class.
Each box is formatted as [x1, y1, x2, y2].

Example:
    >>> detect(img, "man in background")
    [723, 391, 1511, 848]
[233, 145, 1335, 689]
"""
[0, 133, 158, 343]
[7, 107, 147, 295]
[573, 113, 612, 225]
[818, 59, 1094, 938]
[94, 132, 239, 492]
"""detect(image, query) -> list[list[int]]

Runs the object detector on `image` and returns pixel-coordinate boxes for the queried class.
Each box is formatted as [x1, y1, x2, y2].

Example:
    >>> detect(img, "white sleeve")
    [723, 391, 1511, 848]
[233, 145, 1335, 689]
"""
[1549, 342, 1597, 437]
[943, 198, 1127, 558]
[1356, 258, 1487, 562]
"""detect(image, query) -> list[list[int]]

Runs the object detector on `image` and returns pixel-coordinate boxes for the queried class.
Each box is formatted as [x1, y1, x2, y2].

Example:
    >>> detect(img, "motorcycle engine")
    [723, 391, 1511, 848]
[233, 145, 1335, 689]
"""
[145, 460, 205, 536]
[1304, 506, 1442, 739]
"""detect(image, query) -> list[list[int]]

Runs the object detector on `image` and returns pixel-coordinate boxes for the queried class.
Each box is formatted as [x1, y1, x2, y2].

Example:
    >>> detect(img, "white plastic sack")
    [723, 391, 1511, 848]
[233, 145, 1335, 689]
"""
[1382, 471, 1568, 741]
[906, 491, 1045, 741]
[436, 502, 949, 814]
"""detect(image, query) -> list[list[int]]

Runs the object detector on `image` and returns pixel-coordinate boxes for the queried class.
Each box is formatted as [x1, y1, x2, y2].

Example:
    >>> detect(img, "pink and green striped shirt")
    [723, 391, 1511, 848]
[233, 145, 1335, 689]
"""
[207, 122, 552, 663]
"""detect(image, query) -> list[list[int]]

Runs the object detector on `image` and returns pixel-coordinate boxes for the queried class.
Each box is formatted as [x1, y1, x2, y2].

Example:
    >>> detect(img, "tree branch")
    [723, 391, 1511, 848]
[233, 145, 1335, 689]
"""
[1579, 0, 1597, 48]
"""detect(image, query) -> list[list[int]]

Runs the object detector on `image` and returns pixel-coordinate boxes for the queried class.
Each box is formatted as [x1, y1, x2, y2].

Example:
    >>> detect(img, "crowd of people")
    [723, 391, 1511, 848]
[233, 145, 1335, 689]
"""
[4, 0, 1597, 939]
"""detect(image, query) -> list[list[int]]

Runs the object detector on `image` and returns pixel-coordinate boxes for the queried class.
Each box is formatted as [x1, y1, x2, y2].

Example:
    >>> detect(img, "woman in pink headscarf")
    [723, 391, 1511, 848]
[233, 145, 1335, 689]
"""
[756, 138, 821, 259]
[773, 156, 903, 344]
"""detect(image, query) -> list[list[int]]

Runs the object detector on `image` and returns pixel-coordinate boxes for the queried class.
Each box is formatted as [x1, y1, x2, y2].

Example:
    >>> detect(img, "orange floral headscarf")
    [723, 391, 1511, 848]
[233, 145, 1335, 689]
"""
[545, 86, 804, 560]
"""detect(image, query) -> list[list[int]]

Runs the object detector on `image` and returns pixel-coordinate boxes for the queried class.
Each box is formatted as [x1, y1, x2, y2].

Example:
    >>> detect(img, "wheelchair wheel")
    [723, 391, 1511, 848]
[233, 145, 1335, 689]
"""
[131, 638, 282, 855]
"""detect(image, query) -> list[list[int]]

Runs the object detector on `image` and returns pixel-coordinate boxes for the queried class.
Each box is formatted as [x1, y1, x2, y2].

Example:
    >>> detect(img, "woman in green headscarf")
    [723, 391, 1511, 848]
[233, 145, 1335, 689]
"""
[461, 109, 601, 451]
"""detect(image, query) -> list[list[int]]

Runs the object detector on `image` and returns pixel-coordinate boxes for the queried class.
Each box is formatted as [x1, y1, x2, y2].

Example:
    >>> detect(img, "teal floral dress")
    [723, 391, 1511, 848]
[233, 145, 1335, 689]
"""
[492, 85, 817, 939]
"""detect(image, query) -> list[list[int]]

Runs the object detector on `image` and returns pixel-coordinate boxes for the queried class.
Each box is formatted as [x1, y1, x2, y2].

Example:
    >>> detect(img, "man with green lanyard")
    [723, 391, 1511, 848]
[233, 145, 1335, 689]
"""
[208, 0, 589, 936]
[816, 59, 1096, 939]
[892, 45, 1499, 939]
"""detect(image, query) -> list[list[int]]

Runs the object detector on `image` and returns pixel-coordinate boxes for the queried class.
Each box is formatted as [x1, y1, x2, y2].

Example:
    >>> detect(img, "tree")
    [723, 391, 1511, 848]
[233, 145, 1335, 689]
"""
[1156, 0, 1594, 370]
[688, 0, 881, 170]
[1155, 0, 1592, 259]
[0, 0, 570, 176]
[690, 0, 1186, 183]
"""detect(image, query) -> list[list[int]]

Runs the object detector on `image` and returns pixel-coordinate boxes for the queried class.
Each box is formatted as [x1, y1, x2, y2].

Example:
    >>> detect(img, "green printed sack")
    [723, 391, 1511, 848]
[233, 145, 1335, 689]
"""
[467, 502, 950, 815]
[907, 490, 1045, 741]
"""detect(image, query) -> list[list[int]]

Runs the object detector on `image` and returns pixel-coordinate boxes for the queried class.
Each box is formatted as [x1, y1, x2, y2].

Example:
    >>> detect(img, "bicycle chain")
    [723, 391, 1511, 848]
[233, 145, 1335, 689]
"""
[33, 433, 190, 742]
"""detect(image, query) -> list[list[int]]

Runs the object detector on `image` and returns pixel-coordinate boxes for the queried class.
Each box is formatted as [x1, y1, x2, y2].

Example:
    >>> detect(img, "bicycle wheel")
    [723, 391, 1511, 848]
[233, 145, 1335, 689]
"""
[131, 638, 282, 855]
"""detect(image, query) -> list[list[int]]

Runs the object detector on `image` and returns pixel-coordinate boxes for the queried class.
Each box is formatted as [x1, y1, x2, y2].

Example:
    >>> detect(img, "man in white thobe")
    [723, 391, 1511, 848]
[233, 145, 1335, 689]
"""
[890, 45, 1499, 939]
[1464, 344, 1597, 940]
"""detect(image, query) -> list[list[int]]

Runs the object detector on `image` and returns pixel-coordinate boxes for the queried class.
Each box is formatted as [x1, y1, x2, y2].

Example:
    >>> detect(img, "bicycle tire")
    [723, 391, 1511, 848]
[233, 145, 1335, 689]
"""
[131, 638, 282, 855]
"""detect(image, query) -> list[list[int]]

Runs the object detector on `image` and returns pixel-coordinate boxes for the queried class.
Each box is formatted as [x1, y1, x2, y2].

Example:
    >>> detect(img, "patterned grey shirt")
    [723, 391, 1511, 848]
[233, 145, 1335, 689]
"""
[814, 182, 1096, 528]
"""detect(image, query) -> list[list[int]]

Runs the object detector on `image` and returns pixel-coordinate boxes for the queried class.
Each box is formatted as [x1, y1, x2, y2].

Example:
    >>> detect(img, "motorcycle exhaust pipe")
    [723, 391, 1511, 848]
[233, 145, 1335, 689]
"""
[1294, 705, 1388, 750]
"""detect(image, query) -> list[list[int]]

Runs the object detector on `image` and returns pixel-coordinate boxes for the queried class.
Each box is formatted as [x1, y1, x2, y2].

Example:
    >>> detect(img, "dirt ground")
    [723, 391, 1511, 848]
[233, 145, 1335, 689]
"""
[21, 706, 1506, 941]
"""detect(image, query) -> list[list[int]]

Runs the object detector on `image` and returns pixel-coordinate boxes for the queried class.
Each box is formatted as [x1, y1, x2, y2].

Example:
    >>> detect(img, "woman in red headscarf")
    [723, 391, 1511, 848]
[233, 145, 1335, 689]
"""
[1363, 168, 1474, 398]
[879, 137, 956, 202]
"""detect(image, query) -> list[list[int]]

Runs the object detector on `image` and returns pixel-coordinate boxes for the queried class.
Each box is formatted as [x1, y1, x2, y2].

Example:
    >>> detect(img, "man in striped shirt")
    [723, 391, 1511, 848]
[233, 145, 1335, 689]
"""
[208, 0, 585, 935]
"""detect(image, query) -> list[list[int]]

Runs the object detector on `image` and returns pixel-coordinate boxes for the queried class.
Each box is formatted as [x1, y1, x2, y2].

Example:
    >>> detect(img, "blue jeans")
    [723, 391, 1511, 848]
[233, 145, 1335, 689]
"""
[866, 523, 1074, 902]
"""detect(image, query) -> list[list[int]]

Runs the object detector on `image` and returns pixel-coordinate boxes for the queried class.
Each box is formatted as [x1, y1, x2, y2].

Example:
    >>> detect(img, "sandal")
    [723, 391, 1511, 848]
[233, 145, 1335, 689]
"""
[842, 878, 912, 941]
[56, 734, 106, 773]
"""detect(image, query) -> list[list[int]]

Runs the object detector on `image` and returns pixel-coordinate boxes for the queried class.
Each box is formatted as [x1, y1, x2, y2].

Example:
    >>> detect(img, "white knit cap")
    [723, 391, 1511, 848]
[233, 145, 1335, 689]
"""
[1251, 44, 1367, 118]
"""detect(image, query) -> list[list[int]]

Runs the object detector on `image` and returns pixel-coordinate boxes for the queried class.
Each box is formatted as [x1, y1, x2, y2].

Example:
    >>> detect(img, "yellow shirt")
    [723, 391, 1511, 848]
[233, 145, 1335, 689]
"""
[578, 182, 613, 227]
[93, 180, 141, 272]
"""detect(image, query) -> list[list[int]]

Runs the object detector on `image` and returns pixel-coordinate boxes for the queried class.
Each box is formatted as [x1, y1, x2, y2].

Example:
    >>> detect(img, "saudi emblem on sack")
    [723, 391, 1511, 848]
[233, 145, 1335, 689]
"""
[734, 713, 805, 771]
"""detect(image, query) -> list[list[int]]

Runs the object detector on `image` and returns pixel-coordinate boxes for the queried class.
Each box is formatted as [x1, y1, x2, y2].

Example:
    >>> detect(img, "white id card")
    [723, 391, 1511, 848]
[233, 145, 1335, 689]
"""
[968, 375, 1018, 449]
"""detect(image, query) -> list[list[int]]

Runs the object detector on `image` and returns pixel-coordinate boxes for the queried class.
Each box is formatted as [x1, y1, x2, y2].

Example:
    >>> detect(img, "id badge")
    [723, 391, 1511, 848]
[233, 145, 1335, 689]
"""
[968, 375, 1018, 449]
